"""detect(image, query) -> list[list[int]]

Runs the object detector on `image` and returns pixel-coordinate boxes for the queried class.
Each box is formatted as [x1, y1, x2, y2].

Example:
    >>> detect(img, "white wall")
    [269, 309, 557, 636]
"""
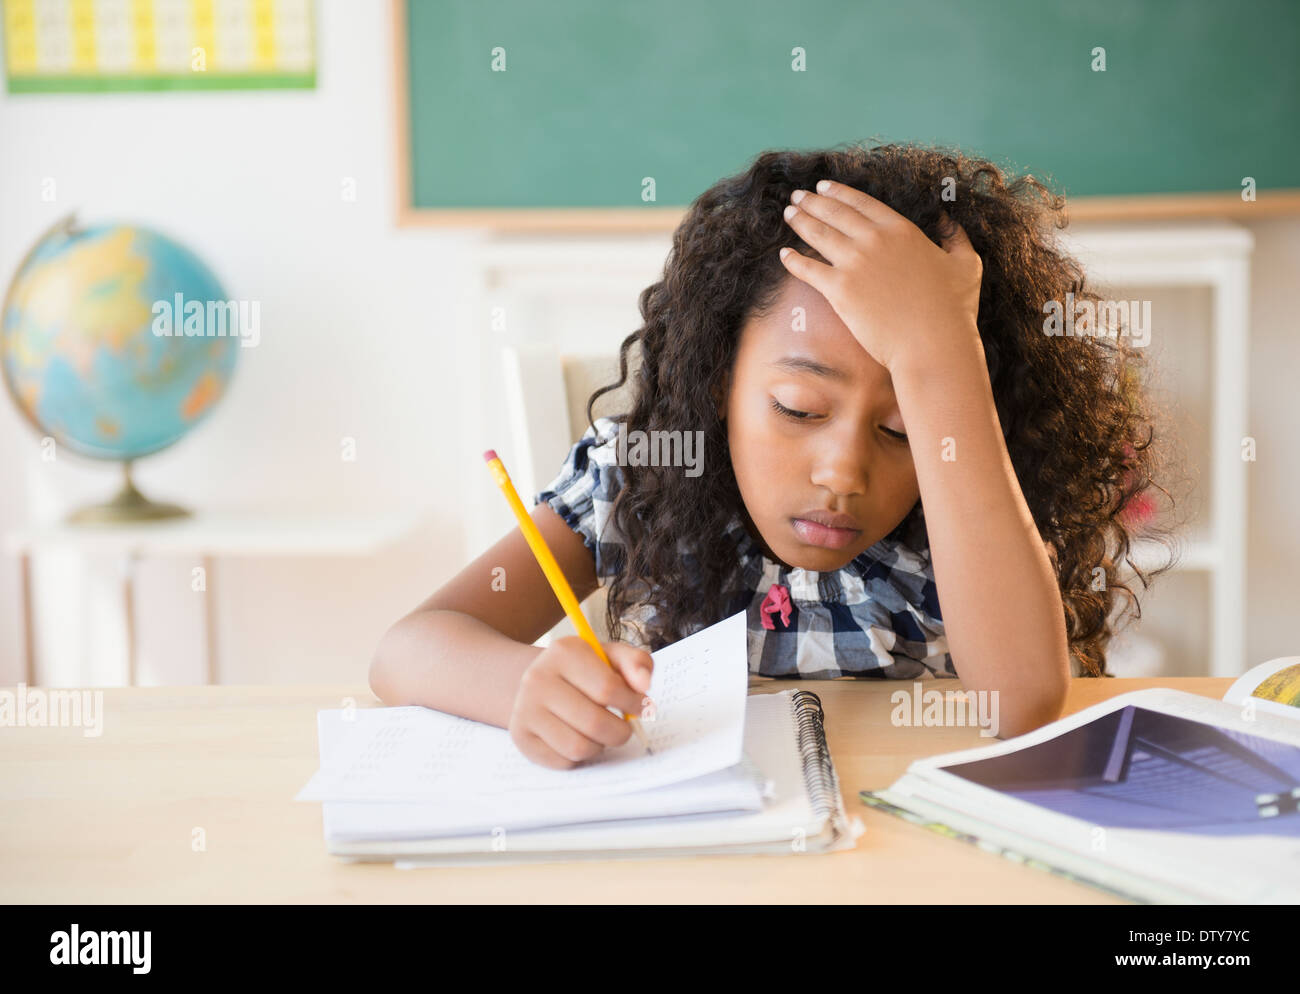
[0, 1, 482, 686]
[1, 2, 1297, 685]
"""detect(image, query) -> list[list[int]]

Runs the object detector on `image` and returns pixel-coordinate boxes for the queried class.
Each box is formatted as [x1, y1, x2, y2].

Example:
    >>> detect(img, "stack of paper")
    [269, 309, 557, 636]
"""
[296, 612, 770, 843]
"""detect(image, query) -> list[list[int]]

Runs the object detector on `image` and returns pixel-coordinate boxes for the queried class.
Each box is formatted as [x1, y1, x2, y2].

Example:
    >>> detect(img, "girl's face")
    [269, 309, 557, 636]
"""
[722, 274, 921, 572]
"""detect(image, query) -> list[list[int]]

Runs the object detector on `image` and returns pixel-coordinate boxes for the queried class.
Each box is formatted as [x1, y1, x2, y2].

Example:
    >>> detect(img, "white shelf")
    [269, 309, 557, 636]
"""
[6, 509, 430, 687]
[469, 224, 1254, 678]
[5, 509, 427, 558]
[1124, 537, 1219, 575]
[1060, 222, 1251, 677]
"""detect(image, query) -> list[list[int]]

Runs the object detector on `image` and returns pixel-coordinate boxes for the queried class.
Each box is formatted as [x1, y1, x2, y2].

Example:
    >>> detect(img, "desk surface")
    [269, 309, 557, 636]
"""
[0, 677, 1232, 903]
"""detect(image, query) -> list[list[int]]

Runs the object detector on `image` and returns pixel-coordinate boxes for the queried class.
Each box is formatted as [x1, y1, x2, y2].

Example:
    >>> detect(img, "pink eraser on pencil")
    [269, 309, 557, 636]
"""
[483, 449, 498, 462]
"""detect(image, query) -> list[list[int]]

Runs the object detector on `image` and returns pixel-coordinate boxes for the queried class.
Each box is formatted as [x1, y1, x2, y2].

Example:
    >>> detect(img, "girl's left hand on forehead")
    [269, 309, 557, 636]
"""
[778, 180, 984, 373]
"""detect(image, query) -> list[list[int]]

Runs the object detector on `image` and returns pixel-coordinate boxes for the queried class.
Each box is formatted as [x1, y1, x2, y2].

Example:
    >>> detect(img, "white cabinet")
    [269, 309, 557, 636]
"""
[1058, 222, 1252, 676]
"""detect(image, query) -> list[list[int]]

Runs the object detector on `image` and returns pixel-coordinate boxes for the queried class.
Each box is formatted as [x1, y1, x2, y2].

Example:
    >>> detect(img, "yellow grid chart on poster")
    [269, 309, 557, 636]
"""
[2, 0, 314, 91]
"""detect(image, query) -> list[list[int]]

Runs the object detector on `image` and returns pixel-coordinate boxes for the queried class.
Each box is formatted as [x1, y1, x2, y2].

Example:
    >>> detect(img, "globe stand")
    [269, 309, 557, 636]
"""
[66, 462, 191, 524]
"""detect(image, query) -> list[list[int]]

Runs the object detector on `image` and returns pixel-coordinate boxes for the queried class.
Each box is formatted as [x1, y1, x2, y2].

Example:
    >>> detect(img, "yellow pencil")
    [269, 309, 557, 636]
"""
[483, 449, 653, 755]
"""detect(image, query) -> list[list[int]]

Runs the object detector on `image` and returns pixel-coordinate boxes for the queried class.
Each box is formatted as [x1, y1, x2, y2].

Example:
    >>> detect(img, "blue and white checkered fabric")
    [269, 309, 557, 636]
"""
[535, 417, 956, 680]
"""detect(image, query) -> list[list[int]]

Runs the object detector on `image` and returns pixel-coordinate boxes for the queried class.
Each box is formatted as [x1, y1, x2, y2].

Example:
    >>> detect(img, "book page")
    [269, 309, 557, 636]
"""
[1222, 656, 1300, 721]
[296, 611, 749, 802]
[883, 687, 1300, 903]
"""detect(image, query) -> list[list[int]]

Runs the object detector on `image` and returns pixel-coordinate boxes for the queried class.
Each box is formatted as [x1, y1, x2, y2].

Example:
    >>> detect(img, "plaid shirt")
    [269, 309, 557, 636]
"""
[534, 417, 956, 680]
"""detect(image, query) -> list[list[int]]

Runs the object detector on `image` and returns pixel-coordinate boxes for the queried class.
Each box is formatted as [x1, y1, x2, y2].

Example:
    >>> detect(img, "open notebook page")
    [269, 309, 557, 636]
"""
[296, 610, 749, 803]
[370, 690, 860, 864]
[321, 748, 767, 841]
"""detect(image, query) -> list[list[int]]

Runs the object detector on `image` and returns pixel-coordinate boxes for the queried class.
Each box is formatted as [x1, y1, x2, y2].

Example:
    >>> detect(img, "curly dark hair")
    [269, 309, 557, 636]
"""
[586, 141, 1182, 677]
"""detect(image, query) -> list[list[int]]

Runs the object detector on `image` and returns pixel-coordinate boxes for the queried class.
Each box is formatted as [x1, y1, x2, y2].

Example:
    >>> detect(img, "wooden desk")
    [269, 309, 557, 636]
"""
[0, 677, 1231, 903]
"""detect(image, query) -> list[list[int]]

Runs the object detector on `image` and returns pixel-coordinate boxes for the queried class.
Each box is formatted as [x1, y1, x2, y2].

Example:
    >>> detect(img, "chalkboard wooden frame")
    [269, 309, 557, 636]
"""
[391, 0, 1300, 231]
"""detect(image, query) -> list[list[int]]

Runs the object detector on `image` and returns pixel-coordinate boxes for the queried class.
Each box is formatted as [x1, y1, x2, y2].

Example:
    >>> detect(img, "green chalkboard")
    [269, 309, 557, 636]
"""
[399, 0, 1300, 218]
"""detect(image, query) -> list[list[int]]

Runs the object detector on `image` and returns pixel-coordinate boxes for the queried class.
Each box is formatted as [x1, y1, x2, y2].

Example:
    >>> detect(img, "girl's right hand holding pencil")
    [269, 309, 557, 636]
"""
[509, 637, 654, 770]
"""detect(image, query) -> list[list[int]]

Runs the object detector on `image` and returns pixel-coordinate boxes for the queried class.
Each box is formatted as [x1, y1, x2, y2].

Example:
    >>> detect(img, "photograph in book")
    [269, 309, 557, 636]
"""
[939, 705, 1300, 836]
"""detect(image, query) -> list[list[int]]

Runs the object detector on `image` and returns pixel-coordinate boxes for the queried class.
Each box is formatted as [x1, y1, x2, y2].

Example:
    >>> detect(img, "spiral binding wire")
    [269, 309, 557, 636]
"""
[790, 689, 845, 843]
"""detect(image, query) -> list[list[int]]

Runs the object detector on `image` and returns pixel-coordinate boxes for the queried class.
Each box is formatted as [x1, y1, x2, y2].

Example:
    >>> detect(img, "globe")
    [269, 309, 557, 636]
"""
[1, 216, 239, 521]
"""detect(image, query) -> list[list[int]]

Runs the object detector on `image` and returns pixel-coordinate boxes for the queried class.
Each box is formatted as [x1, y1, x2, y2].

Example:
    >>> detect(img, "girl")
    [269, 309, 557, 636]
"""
[371, 143, 1176, 770]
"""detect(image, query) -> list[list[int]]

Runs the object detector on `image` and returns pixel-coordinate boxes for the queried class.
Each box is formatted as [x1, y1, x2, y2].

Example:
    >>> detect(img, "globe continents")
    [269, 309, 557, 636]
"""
[1, 217, 239, 463]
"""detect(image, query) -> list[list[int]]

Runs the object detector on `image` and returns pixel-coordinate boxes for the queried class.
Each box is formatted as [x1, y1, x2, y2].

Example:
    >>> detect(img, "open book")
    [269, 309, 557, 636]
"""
[861, 657, 1300, 904]
[296, 611, 861, 865]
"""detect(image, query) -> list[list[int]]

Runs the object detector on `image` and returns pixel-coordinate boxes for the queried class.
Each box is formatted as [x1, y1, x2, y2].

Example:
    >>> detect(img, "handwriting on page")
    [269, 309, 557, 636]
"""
[640, 639, 713, 753]
[299, 610, 749, 802]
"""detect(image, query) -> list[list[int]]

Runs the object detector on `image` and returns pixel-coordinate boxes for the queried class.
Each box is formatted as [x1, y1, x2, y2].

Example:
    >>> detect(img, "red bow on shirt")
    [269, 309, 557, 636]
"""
[759, 582, 792, 630]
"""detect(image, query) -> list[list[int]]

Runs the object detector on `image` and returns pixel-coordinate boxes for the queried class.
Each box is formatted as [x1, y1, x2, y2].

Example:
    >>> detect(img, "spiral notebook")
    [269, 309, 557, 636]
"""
[296, 612, 861, 865]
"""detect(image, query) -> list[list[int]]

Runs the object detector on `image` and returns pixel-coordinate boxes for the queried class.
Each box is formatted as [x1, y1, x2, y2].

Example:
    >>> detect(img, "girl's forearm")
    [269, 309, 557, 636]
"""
[369, 610, 543, 729]
[891, 333, 1071, 738]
